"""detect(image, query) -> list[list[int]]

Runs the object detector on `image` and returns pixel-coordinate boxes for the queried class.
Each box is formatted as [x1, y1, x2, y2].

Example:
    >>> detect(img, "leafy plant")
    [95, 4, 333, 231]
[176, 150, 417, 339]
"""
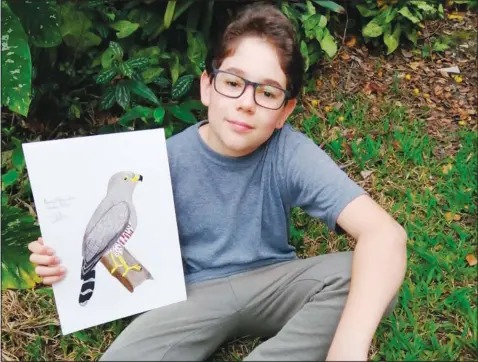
[357, 0, 445, 54]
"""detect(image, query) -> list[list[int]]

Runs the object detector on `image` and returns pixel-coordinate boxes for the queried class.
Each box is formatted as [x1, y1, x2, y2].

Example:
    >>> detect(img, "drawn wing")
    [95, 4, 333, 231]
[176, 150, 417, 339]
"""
[81, 201, 130, 274]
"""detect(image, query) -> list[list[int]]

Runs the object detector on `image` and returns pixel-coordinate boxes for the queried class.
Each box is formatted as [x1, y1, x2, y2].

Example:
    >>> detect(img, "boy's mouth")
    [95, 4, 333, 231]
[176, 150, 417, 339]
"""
[227, 120, 254, 131]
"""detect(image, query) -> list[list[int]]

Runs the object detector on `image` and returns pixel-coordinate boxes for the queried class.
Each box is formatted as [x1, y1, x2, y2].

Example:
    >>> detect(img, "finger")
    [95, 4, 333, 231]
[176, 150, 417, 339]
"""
[38, 237, 44, 245]
[35, 265, 66, 277]
[28, 241, 55, 256]
[30, 254, 61, 266]
[42, 275, 65, 285]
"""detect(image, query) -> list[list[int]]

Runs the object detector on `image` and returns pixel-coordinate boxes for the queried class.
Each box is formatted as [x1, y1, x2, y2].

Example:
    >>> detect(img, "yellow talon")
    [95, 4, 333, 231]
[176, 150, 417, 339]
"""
[109, 253, 122, 274]
[117, 255, 142, 277]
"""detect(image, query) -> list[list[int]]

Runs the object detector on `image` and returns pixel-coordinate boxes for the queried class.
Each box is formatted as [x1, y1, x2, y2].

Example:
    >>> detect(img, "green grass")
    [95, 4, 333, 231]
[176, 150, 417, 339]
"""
[2, 95, 477, 361]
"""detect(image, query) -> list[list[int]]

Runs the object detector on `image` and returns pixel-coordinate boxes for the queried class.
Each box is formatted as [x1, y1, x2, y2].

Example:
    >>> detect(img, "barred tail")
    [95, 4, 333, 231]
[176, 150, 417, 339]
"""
[79, 268, 96, 306]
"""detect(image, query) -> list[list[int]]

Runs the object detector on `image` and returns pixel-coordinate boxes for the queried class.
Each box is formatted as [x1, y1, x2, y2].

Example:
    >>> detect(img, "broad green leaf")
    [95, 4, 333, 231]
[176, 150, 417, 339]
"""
[318, 14, 328, 28]
[12, 146, 25, 170]
[115, 83, 130, 110]
[118, 62, 133, 78]
[384, 25, 401, 54]
[170, 53, 180, 85]
[300, 40, 310, 72]
[399, 6, 421, 24]
[110, 20, 139, 39]
[101, 48, 115, 69]
[169, 105, 196, 124]
[8, 0, 62, 48]
[141, 67, 164, 84]
[410, 1, 437, 15]
[356, 4, 378, 17]
[1, 1, 32, 117]
[119, 106, 153, 126]
[109, 41, 123, 61]
[312, 0, 345, 14]
[315, 27, 324, 41]
[163, 0, 176, 29]
[59, 2, 101, 50]
[306, 0, 316, 15]
[363, 20, 384, 37]
[1, 205, 42, 290]
[319, 32, 338, 58]
[128, 80, 160, 105]
[2, 170, 18, 187]
[99, 87, 116, 110]
[153, 106, 165, 124]
[180, 99, 205, 111]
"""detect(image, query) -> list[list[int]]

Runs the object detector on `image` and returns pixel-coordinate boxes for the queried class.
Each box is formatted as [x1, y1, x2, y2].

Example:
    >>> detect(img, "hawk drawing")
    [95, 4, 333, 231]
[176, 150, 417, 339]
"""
[79, 171, 143, 306]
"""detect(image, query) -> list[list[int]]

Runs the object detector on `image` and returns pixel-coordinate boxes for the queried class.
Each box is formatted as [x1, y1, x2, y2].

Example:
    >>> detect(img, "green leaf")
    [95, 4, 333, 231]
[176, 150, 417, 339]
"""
[363, 20, 384, 37]
[306, 0, 316, 15]
[12, 147, 25, 170]
[410, 1, 437, 15]
[95, 68, 117, 84]
[8, 0, 62, 48]
[2, 170, 19, 188]
[119, 106, 153, 126]
[356, 4, 378, 17]
[115, 83, 130, 110]
[59, 2, 101, 50]
[152, 77, 171, 88]
[110, 20, 139, 39]
[99, 87, 116, 110]
[319, 32, 338, 58]
[163, 0, 176, 29]
[141, 67, 164, 84]
[300, 40, 310, 72]
[170, 53, 180, 85]
[171, 74, 194, 99]
[180, 99, 205, 111]
[153, 106, 165, 124]
[1, 205, 42, 290]
[1, 1, 32, 117]
[399, 6, 421, 24]
[128, 80, 160, 105]
[118, 62, 133, 78]
[312, 0, 345, 14]
[109, 41, 124, 61]
[384, 25, 401, 54]
[169, 105, 196, 124]
[101, 48, 115, 69]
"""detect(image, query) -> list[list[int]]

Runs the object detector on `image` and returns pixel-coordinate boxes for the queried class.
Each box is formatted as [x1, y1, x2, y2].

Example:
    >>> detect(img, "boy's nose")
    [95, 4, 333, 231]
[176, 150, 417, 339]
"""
[237, 85, 256, 111]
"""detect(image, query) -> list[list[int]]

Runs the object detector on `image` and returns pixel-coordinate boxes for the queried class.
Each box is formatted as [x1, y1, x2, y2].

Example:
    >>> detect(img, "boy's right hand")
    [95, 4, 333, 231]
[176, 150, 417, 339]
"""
[28, 237, 66, 285]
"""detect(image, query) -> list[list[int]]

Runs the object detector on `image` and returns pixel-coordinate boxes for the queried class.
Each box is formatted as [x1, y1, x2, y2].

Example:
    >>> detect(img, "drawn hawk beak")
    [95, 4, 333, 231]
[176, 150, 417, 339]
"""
[132, 174, 143, 183]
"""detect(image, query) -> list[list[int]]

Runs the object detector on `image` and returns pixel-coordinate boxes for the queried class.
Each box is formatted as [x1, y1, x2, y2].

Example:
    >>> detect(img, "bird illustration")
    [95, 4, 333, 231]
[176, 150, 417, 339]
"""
[79, 171, 143, 306]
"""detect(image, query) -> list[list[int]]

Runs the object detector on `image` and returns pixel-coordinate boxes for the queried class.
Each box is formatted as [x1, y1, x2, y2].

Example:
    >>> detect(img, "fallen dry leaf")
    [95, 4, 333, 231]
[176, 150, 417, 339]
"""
[437, 66, 460, 74]
[345, 36, 357, 47]
[360, 170, 373, 180]
[466, 254, 477, 266]
[340, 52, 351, 61]
[442, 163, 453, 174]
[401, 49, 413, 58]
[445, 212, 454, 221]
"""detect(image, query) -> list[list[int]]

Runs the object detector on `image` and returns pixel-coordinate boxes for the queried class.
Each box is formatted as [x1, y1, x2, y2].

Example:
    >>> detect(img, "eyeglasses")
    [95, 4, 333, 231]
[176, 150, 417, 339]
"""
[211, 68, 290, 110]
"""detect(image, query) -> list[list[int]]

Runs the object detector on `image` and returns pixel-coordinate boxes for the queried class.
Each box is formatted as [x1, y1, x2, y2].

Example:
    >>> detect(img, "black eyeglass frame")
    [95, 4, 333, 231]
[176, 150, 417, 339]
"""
[211, 67, 291, 110]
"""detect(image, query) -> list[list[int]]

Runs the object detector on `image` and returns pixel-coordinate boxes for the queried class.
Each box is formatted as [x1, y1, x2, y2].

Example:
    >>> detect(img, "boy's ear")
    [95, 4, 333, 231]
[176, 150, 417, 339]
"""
[200, 70, 212, 107]
[275, 98, 297, 129]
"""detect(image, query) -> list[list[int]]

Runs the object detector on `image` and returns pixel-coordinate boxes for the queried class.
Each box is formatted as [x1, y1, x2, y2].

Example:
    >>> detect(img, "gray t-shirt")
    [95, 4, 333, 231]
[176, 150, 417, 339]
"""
[166, 120, 366, 284]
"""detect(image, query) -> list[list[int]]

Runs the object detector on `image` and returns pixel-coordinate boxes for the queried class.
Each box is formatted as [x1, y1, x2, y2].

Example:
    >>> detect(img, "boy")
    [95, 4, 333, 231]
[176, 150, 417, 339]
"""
[28, 2, 407, 361]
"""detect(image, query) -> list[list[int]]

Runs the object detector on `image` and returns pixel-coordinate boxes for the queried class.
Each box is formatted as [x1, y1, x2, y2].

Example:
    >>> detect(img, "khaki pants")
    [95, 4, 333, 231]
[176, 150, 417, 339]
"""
[100, 251, 397, 361]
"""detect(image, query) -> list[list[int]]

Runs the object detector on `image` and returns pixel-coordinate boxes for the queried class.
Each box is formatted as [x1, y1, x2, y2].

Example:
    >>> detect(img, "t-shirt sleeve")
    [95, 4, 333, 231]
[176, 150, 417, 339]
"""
[283, 132, 367, 233]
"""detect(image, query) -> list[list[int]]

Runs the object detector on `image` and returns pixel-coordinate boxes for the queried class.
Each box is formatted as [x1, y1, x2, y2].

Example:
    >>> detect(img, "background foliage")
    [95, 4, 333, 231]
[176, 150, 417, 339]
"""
[0, 0, 474, 288]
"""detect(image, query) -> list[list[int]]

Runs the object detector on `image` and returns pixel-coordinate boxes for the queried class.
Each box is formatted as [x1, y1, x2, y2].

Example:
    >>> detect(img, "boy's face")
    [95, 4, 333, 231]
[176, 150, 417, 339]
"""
[200, 36, 297, 157]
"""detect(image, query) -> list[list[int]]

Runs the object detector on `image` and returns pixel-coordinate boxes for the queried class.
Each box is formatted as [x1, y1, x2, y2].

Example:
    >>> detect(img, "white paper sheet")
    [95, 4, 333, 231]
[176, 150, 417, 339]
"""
[23, 128, 186, 335]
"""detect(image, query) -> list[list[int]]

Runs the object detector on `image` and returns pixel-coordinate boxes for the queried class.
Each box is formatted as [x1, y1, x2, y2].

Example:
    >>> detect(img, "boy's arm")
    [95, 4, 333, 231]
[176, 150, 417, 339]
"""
[326, 194, 407, 361]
